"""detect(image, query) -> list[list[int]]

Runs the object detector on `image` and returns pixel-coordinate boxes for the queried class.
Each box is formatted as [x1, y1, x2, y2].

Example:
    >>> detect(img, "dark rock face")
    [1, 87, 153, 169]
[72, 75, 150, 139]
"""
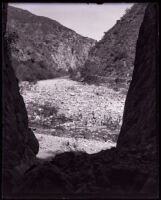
[2, 3, 158, 199]
[81, 3, 147, 89]
[7, 6, 96, 81]
[116, 2, 159, 195]
[2, 3, 39, 196]
[117, 3, 158, 153]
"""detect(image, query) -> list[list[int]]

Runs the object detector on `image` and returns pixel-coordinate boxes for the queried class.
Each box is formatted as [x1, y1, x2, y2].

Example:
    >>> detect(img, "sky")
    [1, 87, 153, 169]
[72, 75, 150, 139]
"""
[9, 3, 134, 41]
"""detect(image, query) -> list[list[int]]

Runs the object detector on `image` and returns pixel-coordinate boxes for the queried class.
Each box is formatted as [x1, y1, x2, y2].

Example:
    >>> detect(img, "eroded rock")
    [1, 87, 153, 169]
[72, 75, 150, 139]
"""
[2, 3, 39, 196]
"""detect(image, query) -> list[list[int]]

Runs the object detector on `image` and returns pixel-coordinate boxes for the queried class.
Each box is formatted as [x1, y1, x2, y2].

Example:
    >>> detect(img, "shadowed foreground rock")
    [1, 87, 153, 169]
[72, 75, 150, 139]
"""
[2, 3, 39, 196]
[117, 2, 158, 151]
[2, 3, 159, 199]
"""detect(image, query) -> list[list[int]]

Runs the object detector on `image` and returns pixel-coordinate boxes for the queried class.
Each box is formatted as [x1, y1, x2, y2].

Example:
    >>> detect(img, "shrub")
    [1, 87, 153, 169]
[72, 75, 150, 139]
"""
[114, 50, 127, 62]
[5, 31, 19, 46]
[40, 104, 58, 118]
[5, 31, 19, 55]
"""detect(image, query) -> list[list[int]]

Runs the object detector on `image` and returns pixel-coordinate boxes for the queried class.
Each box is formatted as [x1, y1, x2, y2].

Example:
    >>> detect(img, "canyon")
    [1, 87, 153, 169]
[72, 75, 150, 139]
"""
[2, 3, 159, 199]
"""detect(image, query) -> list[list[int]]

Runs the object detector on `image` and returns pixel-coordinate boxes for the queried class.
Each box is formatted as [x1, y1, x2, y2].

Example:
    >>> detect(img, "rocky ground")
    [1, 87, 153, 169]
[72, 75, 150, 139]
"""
[36, 134, 115, 161]
[19, 77, 126, 155]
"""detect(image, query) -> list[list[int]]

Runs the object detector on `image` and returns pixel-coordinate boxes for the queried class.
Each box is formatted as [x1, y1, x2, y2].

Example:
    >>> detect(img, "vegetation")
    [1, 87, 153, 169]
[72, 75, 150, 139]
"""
[6, 6, 95, 82]
[81, 3, 147, 89]
[5, 31, 19, 55]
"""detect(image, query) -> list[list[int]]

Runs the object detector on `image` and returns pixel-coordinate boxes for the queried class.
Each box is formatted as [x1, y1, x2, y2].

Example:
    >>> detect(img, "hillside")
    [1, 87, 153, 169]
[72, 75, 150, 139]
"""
[6, 6, 96, 81]
[81, 3, 147, 89]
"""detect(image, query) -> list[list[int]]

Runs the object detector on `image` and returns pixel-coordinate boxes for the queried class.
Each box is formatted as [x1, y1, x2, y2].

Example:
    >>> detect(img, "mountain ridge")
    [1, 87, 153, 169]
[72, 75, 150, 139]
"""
[8, 5, 94, 40]
[81, 3, 147, 89]
[7, 5, 96, 81]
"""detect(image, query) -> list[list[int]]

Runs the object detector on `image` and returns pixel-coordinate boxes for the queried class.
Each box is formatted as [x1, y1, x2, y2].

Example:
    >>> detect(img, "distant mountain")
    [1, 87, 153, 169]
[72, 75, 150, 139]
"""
[81, 3, 147, 89]
[6, 6, 96, 81]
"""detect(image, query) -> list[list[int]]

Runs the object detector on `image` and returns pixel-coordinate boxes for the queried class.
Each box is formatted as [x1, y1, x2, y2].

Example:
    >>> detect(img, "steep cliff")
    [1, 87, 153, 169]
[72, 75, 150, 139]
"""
[6, 6, 96, 81]
[81, 3, 147, 89]
[2, 3, 39, 195]
[117, 2, 158, 153]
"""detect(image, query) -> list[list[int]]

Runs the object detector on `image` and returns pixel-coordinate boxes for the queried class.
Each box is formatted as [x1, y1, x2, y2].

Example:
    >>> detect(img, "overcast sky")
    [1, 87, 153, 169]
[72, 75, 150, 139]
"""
[9, 3, 134, 41]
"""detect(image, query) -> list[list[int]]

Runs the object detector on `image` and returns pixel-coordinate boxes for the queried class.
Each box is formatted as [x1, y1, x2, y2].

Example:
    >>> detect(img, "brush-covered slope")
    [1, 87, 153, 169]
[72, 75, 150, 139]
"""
[81, 3, 147, 89]
[6, 6, 96, 81]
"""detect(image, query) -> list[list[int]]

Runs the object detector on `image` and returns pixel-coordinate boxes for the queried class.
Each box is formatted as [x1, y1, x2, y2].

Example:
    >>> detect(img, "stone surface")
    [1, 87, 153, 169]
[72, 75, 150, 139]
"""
[117, 3, 159, 153]
[2, 3, 39, 196]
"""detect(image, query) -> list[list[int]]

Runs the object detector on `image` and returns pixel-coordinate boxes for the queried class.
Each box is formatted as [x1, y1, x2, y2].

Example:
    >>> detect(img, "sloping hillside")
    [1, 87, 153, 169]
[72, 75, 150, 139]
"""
[6, 6, 96, 81]
[81, 3, 147, 89]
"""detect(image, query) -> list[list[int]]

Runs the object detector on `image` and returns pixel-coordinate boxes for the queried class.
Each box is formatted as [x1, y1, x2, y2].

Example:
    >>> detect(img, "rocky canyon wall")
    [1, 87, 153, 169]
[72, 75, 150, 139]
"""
[2, 3, 39, 196]
[117, 3, 159, 154]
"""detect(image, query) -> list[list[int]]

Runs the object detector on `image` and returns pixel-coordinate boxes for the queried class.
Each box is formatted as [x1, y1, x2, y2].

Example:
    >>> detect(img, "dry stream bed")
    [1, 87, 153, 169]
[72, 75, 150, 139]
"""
[19, 77, 126, 158]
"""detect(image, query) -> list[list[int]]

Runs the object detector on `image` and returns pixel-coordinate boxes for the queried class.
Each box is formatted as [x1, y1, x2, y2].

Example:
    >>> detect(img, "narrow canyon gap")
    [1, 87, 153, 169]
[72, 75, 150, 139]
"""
[6, 3, 147, 155]
[2, 2, 159, 199]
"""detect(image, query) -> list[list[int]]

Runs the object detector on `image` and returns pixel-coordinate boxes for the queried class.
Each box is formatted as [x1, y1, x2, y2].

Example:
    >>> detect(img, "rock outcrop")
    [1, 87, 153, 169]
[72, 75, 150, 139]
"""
[81, 3, 147, 89]
[117, 2, 159, 153]
[2, 3, 39, 196]
[6, 6, 96, 81]
[2, 3, 158, 199]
